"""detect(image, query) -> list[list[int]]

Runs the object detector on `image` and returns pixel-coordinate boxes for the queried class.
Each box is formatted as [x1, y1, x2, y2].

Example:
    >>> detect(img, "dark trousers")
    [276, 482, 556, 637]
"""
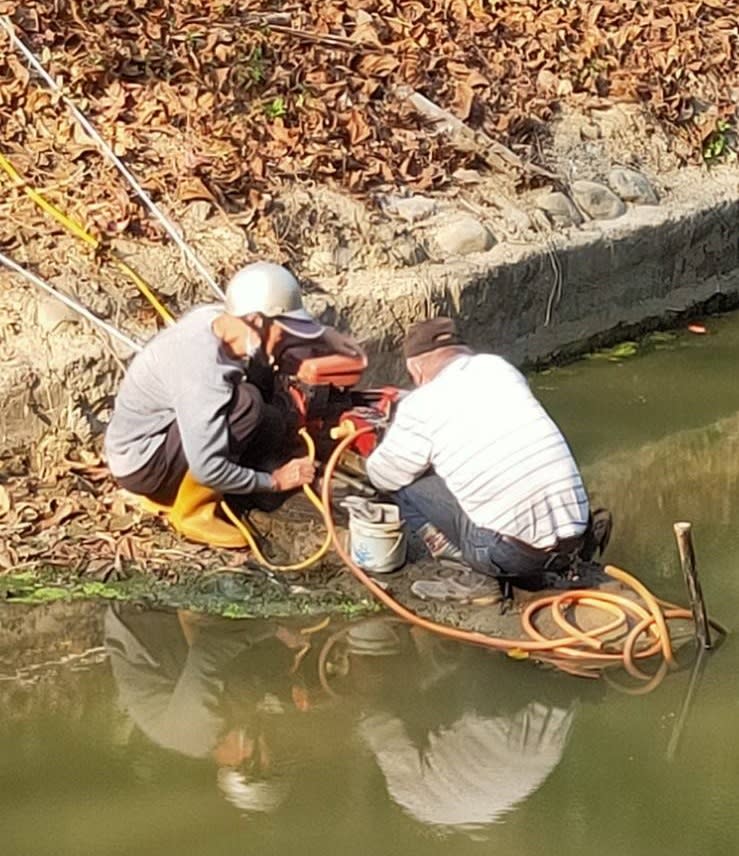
[117, 383, 289, 505]
[393, 473, 584, 580]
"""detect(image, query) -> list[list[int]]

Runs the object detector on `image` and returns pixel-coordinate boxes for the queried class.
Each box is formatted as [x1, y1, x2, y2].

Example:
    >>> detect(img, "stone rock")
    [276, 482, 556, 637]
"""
[452, 168, 483, 184]
[571, 180, 627, 220]
[35, 296, 79, 334]
[608, 167, 659, 204]
[493, 199, 533, 234]
[579, 122, 601, 141]
[536, 191, 583, 227]
[435, 216, 494, 256]
[384, 194, 437, 223]
[390, 234, 428, 267]
[333, 243, 357, 271]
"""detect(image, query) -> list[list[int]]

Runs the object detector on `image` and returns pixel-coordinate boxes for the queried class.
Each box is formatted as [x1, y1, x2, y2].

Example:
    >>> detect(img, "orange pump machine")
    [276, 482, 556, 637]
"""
[277, 333, 401, 461]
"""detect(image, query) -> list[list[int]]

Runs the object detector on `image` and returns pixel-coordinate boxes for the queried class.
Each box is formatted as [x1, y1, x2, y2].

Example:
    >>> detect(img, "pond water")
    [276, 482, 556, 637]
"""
[2, 316, 738, 856]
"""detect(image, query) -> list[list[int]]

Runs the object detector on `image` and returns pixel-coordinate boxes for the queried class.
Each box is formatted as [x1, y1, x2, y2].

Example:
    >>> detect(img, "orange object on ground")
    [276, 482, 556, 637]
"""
[320, 423, 723, 683]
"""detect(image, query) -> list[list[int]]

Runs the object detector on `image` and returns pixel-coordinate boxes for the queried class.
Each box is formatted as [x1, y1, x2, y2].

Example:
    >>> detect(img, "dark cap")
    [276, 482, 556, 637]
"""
[402, 317, 467, 360]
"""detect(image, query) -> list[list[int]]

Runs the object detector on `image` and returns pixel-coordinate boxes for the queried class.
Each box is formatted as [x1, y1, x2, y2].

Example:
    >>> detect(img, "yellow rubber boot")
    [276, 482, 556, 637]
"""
[138, 495, 172, 516]
[167, 471, 247, 549]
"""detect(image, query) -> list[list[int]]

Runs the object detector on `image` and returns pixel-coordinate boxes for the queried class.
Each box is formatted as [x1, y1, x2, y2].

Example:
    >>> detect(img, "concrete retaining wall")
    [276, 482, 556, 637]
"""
[324, 172, 739, 383]
[1, 167, 738, 452]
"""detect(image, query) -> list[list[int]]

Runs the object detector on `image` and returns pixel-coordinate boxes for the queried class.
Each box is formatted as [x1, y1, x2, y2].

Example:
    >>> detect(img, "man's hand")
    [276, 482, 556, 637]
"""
[319, 326, 367, 359]
[271, 456, 317, 492]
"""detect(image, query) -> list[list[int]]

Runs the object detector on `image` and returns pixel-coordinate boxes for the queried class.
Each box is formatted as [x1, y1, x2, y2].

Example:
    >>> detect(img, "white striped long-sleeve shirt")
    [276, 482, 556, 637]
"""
[366, 354, 589, 549]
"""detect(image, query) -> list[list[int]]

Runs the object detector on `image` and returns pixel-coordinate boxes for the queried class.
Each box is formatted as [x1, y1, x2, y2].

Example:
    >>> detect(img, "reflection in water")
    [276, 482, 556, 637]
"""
[104, 606, 587, 834]
[343, 620, 577, 832]
[360, 704, 573, 830]
[105, 607, 304, 814]
[584, 410, 739, 590]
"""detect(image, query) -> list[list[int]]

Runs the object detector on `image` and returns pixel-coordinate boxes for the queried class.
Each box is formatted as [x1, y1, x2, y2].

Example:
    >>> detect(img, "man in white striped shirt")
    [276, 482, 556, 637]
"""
[366, 318, 595, 584]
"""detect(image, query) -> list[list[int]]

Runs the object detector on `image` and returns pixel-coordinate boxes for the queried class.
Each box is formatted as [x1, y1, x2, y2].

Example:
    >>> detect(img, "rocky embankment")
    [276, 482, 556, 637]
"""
[0, 2, 738, 613]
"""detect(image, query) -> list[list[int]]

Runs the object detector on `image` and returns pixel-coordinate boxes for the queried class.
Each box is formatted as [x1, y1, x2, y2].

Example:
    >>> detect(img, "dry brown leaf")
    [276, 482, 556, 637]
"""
[358, 54, 399, 77]
[346, 109, 372, 144]
[352, 19, 382, 47]
[451, 80, 475, 121]
[0, 542, 18, 570]
[38, 499, 80, 531]
[0, 485, 11, 517]
[109, 513, 135, 532]
[177, 177, 215, 203]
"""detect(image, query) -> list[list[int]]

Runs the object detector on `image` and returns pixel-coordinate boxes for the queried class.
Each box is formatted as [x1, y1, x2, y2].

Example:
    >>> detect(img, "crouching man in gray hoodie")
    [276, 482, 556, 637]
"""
[105, 262, 324, 548]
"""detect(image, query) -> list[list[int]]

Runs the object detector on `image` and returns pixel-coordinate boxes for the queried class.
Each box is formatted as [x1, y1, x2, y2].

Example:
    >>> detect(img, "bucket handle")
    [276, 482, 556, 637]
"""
[385, 531, 406, 556]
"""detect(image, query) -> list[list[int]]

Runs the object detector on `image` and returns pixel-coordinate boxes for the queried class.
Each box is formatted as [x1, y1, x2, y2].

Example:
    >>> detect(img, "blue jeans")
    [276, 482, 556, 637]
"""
[393, 474, 569, 579]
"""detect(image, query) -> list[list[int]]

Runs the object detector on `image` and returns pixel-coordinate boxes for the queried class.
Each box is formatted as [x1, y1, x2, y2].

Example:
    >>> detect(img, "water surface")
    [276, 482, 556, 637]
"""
[2, 316, 739, 856]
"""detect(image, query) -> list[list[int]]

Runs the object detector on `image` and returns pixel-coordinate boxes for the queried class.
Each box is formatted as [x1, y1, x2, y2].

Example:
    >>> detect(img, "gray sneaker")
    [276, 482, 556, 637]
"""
[411, 570, 502, 604]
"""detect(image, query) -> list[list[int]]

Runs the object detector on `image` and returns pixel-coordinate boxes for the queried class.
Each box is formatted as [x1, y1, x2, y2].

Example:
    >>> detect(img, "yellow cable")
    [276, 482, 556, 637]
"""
[0, 151, 174, 326]
[1, 150, 328, 569]
[220, 428, 332, 572]
[0, 156, 713, 655]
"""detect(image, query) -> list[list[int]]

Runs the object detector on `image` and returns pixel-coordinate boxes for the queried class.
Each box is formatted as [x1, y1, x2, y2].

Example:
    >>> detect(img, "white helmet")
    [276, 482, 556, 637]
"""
[217, 768, 291, 815]
[224, 262, 324, 339]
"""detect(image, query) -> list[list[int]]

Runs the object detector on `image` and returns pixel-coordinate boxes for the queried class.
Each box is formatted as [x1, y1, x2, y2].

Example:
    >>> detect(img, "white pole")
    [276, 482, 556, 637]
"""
[0, 16, 225, 299]
[0, 251, 143, 353]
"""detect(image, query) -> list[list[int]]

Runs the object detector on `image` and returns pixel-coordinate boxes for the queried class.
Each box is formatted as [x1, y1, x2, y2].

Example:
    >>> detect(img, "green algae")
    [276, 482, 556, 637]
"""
[585, 340, 640, 361]
[0, 566, 378, 620]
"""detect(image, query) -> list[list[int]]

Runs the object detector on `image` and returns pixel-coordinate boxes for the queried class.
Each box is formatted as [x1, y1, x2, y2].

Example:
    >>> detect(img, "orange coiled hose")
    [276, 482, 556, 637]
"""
[320, 424, 724, 681]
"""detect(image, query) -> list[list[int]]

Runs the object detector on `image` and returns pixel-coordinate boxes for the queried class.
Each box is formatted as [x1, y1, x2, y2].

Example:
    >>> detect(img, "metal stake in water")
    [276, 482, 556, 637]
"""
[673, 521, 712, 649]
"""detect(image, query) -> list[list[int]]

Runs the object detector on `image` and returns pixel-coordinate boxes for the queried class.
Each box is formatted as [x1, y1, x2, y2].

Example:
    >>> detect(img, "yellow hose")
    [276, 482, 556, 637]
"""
[7, 153, 723, 675]
[2, 156, 330, 570]
[219, 428, 332, 572]
[0, 151, 174, 326]
[318, 422, 724, 683]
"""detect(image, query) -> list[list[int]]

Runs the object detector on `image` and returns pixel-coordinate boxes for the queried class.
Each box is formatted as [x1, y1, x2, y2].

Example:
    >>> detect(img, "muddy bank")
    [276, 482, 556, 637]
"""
[2, 169, 739, 621]
[1, 158, 738, 451]
[0, 485, 521, 635]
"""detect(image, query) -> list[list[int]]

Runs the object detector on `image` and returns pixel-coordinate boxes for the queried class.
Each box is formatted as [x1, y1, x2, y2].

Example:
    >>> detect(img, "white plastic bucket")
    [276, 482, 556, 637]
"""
[348, 502, 407, 574]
